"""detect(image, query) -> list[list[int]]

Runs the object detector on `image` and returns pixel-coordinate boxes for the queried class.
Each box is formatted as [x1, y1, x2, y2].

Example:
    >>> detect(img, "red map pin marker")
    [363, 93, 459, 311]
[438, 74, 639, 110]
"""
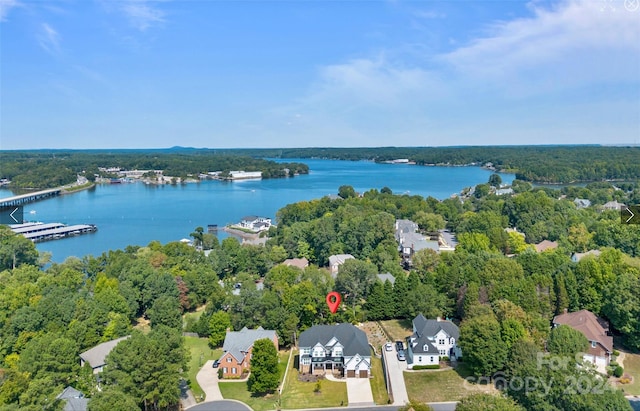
[326, 291, 341, 314]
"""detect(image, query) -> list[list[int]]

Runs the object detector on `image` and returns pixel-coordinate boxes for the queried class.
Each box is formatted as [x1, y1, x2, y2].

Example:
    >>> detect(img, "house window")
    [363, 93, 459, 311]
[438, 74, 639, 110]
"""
[227, 357, 232, 362]
[423, 344, 429, 351]
[591, 341, 597, 348]
[439, 339, 445, 345]
[430, 357, 434, 363]
[232, 367, 236, 374]
[440, 350, 445, 355]
[223, 367, 227, 374]
[418, 356, 422, 362]
[302, 358, 311, 365]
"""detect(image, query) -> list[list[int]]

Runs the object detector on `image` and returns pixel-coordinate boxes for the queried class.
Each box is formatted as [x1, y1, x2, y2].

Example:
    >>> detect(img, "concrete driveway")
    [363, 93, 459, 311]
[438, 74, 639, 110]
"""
[346, 377, 375, 406]
[196, 360, 223, 402]
[383, 348, 409, 406]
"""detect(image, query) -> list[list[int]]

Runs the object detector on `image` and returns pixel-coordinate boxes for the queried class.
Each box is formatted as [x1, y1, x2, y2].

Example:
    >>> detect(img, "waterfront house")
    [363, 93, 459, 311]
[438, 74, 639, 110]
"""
[219, 327, 278, 378]
[79, 336, 130, 374]
[574, 198, 592, 209]
[298, 323, 371, 378]
[239, 216, 272, 232]
[406, 314, 461, 369]
[552, 309, 613, 372]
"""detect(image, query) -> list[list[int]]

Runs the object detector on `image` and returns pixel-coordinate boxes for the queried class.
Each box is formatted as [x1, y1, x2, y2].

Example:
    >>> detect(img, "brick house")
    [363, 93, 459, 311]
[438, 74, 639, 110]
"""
[219, 327, 278, 378]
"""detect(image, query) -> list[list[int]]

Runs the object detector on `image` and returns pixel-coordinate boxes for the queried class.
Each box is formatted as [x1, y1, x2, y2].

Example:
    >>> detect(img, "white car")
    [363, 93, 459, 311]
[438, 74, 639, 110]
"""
[385, 342, 393, 352]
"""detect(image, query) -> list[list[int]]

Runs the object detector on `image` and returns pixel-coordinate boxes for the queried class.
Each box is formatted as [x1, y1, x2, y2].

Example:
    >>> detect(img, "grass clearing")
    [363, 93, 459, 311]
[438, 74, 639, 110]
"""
[218, 351, 290, 411]
[280, 351, 348, 409]
[370, 354, 390, 404]
[404, 364, 496, 402]
[183, 336, 222, 401]
[379, 319, 413, 342]
[620, 351, 640, 395]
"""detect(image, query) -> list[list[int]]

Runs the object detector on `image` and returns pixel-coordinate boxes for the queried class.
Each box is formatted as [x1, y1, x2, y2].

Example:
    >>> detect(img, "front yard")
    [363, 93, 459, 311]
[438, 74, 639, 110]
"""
[404, 363, 496, 403]
[619, 351, 640, 396]
[183, 336, 222, 401]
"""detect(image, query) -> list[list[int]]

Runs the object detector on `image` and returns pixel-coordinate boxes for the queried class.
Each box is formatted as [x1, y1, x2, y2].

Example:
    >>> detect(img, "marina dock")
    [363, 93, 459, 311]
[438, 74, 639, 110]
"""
[10, 222, 97, 243]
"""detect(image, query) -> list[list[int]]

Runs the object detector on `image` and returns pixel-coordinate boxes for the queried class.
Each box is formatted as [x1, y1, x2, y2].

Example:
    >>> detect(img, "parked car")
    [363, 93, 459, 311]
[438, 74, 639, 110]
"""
[395, 340, 404, 351]
[212, 359, 220, 368]
[385, 342, 393, 351]
[397, 350, 406, 361]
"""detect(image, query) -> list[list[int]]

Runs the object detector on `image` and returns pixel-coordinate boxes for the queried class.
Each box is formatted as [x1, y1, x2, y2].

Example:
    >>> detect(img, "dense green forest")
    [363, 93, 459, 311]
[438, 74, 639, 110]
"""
[1, 146, 639, 190]
[0, 151, 309, 190]
[0, 177, 639, 410]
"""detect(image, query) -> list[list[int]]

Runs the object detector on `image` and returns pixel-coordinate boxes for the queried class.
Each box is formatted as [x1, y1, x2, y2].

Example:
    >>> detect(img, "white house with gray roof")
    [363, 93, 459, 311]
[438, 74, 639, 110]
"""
[298, 323, 371, 378]
[406, 314, 461, 369]
[79, 336, 130, 374]
[220, 326, 278, 378]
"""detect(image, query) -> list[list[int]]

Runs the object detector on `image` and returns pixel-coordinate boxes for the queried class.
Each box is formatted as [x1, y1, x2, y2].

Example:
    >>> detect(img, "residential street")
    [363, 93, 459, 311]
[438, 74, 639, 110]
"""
[382, 347, 409, 406]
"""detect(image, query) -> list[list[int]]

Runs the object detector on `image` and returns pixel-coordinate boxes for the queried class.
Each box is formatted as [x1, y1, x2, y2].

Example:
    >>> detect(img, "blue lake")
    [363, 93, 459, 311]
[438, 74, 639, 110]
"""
[1, 159, 513, 262]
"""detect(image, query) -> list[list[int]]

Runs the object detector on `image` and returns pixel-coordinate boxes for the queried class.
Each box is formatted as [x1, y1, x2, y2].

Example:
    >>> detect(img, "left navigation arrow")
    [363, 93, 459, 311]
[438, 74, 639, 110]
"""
[0, 206, 23, 224]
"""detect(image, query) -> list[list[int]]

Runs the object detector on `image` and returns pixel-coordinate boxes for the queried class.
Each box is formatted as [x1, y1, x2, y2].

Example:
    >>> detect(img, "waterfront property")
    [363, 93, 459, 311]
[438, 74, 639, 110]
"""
[238, 216, 272, 232]
[298, 323, 371, 378]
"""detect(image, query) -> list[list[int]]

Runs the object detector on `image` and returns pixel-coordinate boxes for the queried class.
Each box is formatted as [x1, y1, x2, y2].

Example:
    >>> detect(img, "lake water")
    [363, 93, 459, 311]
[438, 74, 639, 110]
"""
[1, 159, 513, 262]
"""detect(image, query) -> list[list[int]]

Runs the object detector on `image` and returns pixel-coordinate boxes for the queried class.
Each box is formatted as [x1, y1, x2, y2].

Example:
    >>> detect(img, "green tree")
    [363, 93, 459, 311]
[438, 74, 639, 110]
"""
[247, 338, 279, 395]
[147, 295, 182, 329]
[547, 325, 589, 356]
[0, 226, 39, 271]
[338, 185, 357, 199]
[488, 174, 503, 188]
[335, 259, 377, 316]
[208, 310, 232, 348]
[398, 400, 434, 411]
[459, 312, 507, 377]
[88, 388, 140, 411]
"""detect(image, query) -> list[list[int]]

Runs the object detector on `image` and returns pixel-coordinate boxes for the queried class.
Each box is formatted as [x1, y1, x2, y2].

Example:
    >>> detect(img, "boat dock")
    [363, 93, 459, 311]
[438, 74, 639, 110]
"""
[10, 222, 97, 243]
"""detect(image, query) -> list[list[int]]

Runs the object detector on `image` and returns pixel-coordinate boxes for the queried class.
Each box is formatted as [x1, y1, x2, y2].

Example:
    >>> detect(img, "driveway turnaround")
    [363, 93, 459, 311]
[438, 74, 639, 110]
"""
[346, 377, 375, 406]
[187, 399, 252, 411]
[196, 360, 223, 402]
[383, 348, 409, 406]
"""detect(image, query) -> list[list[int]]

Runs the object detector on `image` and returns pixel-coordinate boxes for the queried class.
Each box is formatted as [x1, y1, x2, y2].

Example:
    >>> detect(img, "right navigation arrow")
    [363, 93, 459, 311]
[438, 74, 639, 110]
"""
[621, 206, 640, 225]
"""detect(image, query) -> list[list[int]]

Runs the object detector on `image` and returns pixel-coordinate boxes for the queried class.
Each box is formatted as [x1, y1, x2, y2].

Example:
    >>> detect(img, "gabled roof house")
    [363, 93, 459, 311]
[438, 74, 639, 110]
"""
[406, 314, 461, 369]
[220, 327, 278, 378]
[299, 323, 371, 378]
[79, 336, 130, 374]
[552, 309, 613, 372]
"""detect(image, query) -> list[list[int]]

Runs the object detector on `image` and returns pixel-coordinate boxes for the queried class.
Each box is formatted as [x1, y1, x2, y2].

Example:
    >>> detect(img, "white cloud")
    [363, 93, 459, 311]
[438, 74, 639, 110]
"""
[37, 23, 61, 55]
[0, 0, 19, 22]
[120, 0, 166, 31]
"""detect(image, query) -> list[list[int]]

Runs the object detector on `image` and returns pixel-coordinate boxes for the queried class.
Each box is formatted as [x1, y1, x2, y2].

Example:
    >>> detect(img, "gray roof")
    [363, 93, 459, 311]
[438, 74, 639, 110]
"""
[299, 323, 369, 357]
[411, 339, 439, 354]
[377, 273, 395, 285]
[329, 254, 354, 266]
[400, 233, 439, 252]
[57, 386, 88, 411]
[79, 336, 130, 369]
[222, 327, 277, 363]
[413, 314, 460, 340]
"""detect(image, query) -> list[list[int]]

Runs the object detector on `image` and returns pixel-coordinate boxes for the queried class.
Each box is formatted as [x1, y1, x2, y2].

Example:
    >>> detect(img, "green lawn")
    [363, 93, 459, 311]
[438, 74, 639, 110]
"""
[183, 336, 222, 401]
[218, 351, 290, 411]
[404, 364, 496, 403]
[280, 352, 348, 409]
[621, 351, 640, 395]
[370, 354, 390, 404]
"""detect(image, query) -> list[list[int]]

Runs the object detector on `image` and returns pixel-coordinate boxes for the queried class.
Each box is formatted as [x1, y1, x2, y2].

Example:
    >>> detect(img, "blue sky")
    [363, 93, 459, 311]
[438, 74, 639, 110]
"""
[1, 0, 639, 149]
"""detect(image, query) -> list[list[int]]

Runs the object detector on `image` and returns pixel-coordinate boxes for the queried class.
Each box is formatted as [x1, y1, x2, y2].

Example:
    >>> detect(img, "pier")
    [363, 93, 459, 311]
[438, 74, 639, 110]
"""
[0, 188, 62, 207]
[10, 222, 97, 243]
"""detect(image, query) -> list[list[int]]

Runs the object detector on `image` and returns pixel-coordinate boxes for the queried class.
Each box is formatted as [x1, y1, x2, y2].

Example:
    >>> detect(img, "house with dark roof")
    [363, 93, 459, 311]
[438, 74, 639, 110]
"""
[298, 323, 371, 378]
[552, 309, 613, 372]
[406, 314, 461, 369]
[220, 326, 278, 378]
[56, 386, 88, 411]
[79, 336, 130, 374]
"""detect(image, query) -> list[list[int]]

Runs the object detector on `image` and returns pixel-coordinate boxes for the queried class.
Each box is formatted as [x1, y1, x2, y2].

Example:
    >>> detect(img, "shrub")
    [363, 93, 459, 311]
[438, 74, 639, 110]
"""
[440, 356, 450, 361]
[217, 368, 223, 379]
[314, 380, 322, 393]
[613, 349, 620, 356]
[614, 365, 624, 378]
[610, 361, 619, 367]
[413, 364, 440, 370]
[620, 377, 631, 384]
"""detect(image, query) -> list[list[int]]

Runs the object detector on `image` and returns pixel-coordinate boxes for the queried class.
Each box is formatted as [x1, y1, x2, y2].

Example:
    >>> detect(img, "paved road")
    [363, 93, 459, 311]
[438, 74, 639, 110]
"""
[187, 399, 252, 411]
[382, 348, 409, 406]
[196, 360, 223, 402]
[296, 404, 456, 411]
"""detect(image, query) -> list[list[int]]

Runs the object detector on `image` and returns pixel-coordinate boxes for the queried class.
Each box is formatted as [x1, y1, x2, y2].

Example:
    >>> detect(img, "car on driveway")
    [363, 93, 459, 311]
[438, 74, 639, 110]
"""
[385, 342, 393, 351]
[397, 350, 406, 361]
[212, 359, 220, 368]
[395, 340, 404, 351]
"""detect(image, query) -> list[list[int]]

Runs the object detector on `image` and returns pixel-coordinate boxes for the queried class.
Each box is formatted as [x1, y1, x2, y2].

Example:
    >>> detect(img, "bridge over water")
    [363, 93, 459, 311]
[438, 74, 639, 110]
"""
[0, 188, 62, 207]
